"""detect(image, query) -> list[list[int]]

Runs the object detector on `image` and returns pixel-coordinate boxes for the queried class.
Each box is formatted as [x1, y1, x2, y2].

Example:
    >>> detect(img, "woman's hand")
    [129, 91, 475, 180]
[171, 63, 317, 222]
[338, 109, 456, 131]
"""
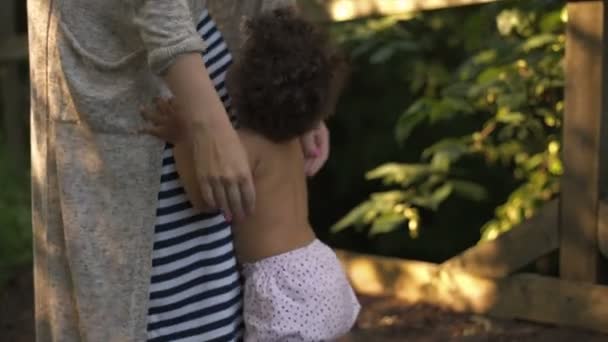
[300, 122, 330, 177]
[162, 53, 256, 220]
[141, 97, 255, 220]
[189, 116, 255, 221]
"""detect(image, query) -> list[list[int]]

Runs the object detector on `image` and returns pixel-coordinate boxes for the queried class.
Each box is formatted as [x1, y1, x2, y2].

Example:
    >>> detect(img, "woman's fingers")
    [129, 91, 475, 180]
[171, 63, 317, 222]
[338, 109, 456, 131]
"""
[199, 181, 217, 210]
[197, 175, 256, 221]
[223, 183, 242, 220]
[190, 116, 256, 220]
[211, 179, 231, 219]
[197, 177, 254, 221]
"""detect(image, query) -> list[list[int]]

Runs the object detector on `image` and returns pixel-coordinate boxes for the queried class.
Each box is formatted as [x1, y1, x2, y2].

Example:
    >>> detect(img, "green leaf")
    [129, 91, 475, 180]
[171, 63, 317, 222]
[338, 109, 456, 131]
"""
[369, 214, 406, 236]
[366, 163, 404, 181]
[395, 101, 429, 143]
[422, 138, 470, 162]
[394, 41, 419, 52]
[449, 180, 488, 201]
[429, 97, 475, 123]
[496, 92, 527, 109]
[370, 45, 395, 64]
[430, 183, 454, 207]
[476, 67, 503, 85]
[442, 82, 471, 98]
[473, 49, 498, 65]
[331, 201, 373, 233]
[410, 183, 453, 211]
[496, 111, 526, 124]
[369, 190, 408, 203]
[521, 34, 556, 51]
[366, 164, 431, 187]
[351, 39, 378, 58]
[430, 152, 451, 172]
[539, 10, 564, 33]
[522, 153, 545, 172]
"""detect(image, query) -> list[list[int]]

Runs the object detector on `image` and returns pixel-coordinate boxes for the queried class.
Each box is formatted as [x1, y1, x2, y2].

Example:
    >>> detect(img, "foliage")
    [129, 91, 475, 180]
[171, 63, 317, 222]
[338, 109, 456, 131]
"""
[331, 0, 564, 242]
[0, 145, 31, 287]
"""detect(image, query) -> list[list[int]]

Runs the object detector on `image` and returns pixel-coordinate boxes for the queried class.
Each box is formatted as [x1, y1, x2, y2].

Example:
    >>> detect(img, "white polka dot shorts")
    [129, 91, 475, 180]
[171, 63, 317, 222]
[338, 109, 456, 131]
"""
[242, 239, 361, 342]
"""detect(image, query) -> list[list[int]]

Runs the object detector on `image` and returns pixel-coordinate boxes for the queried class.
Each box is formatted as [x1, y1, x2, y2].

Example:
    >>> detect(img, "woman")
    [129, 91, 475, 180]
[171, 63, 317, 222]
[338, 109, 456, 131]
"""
[28, 0, 328, 341]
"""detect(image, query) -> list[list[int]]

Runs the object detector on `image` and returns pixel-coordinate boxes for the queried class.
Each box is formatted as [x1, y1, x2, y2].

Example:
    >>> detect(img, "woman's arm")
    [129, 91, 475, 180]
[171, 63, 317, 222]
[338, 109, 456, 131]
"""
[164, 54, 255, 220]
[131, 1, 255, 219]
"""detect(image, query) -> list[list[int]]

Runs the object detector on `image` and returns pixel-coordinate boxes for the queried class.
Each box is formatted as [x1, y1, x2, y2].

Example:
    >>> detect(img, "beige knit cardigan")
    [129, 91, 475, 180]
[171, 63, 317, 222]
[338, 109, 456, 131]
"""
[27, 1, 294, 341]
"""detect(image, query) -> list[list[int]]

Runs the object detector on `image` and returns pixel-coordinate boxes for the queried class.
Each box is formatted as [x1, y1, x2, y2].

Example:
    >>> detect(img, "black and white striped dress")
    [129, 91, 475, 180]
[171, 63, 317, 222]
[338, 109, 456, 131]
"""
[147, 9, 243, 342]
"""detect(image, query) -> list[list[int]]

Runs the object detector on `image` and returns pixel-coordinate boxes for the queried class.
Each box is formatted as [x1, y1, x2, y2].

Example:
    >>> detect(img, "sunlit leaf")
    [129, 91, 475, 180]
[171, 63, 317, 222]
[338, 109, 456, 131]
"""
[369, 214, 407, 236]
[476, 67, 503, 85]
[540, 11, 563, 32]
[370, 190, 408, 202]
[366, 163, 431, 187]
[523, 153, 544, 171]
[496, 111, 526, 124]
[473, 49, 498, 65]
[422, 138, 470, 162]
[521, 34, 556, 51]
[430, 152, 451, 172]
[331, 201, 373, 233]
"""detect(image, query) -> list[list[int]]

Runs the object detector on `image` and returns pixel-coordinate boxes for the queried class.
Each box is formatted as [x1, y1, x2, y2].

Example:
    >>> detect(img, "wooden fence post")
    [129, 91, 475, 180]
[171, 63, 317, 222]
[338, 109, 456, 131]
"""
[560, 0, 608, 283]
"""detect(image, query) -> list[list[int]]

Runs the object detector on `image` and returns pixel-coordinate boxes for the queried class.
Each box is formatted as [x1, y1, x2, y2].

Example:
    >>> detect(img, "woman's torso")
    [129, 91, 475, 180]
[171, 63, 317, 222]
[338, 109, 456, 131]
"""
[55, 0, 206, 134]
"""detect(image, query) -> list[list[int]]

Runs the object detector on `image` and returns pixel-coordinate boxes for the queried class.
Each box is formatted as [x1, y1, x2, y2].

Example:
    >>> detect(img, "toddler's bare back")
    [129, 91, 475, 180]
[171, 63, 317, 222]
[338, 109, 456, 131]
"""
[174, 128, 316, 263]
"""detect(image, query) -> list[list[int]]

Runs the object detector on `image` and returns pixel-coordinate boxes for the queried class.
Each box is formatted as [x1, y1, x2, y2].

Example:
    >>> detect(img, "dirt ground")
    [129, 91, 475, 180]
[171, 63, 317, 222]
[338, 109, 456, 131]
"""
[344, 296, 608, 341]
[2, 267, 607, 342]
[1, 267, 34, 342]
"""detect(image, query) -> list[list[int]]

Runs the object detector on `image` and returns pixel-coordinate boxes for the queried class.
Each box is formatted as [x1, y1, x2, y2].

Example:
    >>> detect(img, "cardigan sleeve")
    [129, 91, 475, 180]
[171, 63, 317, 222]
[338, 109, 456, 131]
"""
[130, 0, 207, 74]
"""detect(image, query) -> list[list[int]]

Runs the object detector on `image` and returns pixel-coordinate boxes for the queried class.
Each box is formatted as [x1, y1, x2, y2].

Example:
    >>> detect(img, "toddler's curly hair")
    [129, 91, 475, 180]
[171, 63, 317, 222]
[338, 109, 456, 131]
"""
[227, 7, 347, 142]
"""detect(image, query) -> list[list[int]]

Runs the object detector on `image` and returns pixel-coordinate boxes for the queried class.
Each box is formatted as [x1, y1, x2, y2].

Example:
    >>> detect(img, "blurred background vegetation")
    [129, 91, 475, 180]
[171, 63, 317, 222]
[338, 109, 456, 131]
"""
[0, 0, 564, 289]
[312, 0, 564, 261]
[0, 0, 29, 288]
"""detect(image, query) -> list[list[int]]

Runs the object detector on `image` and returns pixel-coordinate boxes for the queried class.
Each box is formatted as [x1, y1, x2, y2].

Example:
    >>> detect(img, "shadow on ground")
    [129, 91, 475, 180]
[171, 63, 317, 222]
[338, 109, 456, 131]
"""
[2, 268, 607, 342]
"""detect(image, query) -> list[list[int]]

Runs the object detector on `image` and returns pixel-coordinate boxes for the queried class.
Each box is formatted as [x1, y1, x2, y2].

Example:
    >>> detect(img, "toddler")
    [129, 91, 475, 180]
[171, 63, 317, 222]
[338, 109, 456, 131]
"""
[143, 8, 360, 341]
